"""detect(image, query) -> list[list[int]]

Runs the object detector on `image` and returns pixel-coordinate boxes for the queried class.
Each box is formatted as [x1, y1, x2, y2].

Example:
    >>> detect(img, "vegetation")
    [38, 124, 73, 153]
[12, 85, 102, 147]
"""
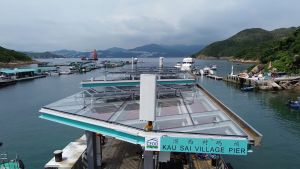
[0, 46, 32, 63]
[259, 28, 300, 73]
[192, 27, 297, 59]
[24, 51, 64, 59]
[192, 27, 300, 73]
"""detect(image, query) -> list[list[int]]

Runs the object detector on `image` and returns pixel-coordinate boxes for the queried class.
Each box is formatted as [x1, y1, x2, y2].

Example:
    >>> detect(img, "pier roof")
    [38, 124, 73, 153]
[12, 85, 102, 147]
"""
[0, 68, 36, 74]
[40, 67, 262, 155]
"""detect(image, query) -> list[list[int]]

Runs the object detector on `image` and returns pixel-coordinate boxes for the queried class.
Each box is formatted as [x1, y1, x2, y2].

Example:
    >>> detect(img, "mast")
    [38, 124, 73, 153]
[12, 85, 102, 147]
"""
[92, 49, 98, 60]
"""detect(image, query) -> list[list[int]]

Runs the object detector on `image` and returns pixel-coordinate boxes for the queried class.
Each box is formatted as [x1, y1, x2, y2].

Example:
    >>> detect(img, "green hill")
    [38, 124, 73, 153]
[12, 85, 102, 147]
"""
[0, 46, 32, 63]
[259, 28, 300, 73]
[193, 27, 298, 59]
[24, 51, 64, 59]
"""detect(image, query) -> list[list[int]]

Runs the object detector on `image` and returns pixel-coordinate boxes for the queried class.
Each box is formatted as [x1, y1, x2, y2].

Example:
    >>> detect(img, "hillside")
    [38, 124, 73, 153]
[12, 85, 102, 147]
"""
[193, 27, 298, 59]
[51, 44, 204, 58]
[24, 51, 64, 59]
[259, 28, 300, 73]
[0, 46, 32, 63]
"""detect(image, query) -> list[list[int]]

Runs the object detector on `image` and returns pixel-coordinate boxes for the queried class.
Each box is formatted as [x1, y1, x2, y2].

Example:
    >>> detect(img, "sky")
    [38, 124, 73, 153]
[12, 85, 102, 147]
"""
[0, 0, 299, 52]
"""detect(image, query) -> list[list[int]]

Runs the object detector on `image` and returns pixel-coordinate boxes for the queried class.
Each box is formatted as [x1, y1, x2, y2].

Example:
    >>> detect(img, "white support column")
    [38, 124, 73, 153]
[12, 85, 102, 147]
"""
[96, 135, 102, 167]
[143, 151, 154, 169]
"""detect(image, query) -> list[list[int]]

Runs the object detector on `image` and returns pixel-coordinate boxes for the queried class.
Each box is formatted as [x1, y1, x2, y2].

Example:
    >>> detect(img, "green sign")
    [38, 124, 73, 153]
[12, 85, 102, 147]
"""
[160, 136, 248, 155]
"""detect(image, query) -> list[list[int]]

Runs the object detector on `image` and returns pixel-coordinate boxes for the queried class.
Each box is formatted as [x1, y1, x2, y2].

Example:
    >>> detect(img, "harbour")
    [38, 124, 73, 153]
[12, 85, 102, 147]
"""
[39, 57, 263, 169]
[1, 1, 300, 168]
[1, 58, 299, 168]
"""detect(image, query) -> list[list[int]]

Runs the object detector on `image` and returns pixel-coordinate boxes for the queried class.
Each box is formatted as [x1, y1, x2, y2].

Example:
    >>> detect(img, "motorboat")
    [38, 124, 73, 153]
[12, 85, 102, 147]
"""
[49, 71, 60, 76]
[210, 65, 217, 70]
[241, 86, 255, 91]
[203, 66, 213, 75]
[0, 77, 17, 87]
[288, 97, 300, 109]
[59, 69, 72, 75]
[174, 62, 182, 69]
[239, 72, 250, 79]
[180, 57, 194, 71]
[0, 143, 25, 169]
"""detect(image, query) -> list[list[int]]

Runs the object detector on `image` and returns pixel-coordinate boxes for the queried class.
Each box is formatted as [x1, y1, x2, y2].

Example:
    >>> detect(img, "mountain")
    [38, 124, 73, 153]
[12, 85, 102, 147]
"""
[258, 28, 300, 73]
[24, 51, 64, 59]
[131, 44, 204, 57]
[51, 49, 90, 58]
[193, 27, 298, 59]
[163, 44, 205, 55]
[50, 44, 204, 58]
[106, 47, 127, 52]
[0, 46, 31, 63]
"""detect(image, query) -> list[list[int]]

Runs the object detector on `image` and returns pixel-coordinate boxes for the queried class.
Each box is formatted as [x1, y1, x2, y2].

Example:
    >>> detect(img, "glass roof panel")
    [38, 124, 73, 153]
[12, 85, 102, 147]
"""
[42, 82, 249, 137]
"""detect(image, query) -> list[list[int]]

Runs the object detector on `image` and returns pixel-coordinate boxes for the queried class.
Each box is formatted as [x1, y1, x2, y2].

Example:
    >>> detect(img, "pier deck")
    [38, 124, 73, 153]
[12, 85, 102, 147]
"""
[206, 75, 223, 80]
[102, 138, 142, 169]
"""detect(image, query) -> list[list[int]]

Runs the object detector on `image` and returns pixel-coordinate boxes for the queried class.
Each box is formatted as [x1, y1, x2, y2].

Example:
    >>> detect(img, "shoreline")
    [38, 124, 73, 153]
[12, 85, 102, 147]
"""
[196, 55, 259, 64]
[229, 58, 259, 64]
[0, 60, 40, 68]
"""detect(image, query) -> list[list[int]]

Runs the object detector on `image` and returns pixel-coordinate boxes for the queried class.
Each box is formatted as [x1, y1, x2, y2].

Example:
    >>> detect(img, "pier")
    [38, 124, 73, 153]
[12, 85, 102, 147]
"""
[222, 74, 300, 90]
[205, 75, 223, 80]
[40, 66, 262, 169]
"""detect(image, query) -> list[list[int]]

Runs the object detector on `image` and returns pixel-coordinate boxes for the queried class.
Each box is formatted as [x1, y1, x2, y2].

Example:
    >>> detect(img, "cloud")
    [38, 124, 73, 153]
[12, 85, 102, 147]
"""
[0, 0, 299, 51]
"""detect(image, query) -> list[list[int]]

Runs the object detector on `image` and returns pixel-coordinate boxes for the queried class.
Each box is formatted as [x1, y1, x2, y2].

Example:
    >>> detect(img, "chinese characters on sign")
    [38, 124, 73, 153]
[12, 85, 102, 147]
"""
[159, 136, 248, 155]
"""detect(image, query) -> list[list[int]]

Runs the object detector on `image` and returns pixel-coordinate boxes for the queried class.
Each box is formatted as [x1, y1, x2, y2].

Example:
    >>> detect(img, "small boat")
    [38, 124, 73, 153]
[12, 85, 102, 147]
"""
[0, 143, 25, 169]
[210, 64, 217, 70]
[239, 72, 249, 78]
[288, 97, 300, 109]
[59, 69, 72, 75]
[88, 49, 98, 61]
[0, 77, 17, 87]
[203, 66, 213, 75]
[241, 86, 254, 91]
[174, 62, 182, 69]
[81, 56, 87, 61]
[49, 71, 60, 76]
[199, 69, 204, 76]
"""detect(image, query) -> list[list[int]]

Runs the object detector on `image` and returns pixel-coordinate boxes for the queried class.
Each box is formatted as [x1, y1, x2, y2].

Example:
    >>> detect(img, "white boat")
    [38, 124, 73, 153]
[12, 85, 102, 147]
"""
[59, 69, 72, 75]
[180, 57, 194, 71]
[203, 66, 214, 75]
[174, 62, 182, 69]
[50, 71, 60, 76]
[199, 69, 204, 76]
[210, 65, 217, 70]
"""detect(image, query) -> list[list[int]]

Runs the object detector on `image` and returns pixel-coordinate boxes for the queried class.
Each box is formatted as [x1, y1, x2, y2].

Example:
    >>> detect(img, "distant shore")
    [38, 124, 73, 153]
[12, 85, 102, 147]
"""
[0, 60, 40, 68]
[229, 58, 259, 64]
[196, 55, 259, 64]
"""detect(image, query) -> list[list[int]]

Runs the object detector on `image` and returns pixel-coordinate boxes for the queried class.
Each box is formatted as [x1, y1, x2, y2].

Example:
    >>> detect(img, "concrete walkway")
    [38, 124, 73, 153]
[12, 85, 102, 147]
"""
[102, 138, 142, 169]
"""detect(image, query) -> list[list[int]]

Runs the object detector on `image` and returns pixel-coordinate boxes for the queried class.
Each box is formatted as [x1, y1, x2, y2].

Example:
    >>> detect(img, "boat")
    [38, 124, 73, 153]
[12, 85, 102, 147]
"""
[0, 68, 46, 81]
[203, 66, 213, 75]
[0, 77, 17, 87]
[0, 143, 25, 169]
[174, 62, 182, 69]
[49, 71, 60, 76]
[180, 57, 194, 71]
[81, 56, 87, 61]
[239, 72, 249, 79]
[199, 69, 204, 76]
[241, 86, 255, 91]
[59, 69, 72, 75]
[88, 49, 98, 61]
[210, 64, 217, 70]
[288, 97, 300, 109]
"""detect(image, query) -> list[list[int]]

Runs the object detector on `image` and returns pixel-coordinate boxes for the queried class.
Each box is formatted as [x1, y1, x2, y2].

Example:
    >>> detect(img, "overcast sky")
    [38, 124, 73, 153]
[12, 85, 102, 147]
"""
[0, 0, 299, 52]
